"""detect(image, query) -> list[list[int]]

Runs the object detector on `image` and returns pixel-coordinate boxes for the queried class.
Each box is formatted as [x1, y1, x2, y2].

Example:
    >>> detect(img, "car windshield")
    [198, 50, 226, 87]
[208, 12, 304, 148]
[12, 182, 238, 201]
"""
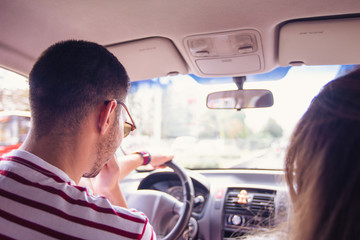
[0, 65, 357, 170]
[121, 65, 357, 170]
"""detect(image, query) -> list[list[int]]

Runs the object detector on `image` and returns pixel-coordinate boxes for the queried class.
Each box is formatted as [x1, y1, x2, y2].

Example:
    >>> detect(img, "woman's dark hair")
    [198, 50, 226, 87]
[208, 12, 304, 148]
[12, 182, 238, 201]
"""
[285, 68, 360, 240]
[29, 40, 129, 137]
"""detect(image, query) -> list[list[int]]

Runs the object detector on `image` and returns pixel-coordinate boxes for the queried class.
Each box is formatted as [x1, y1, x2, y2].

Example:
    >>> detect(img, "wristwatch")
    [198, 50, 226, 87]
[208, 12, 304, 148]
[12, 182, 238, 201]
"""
[135, 151, 151, 165]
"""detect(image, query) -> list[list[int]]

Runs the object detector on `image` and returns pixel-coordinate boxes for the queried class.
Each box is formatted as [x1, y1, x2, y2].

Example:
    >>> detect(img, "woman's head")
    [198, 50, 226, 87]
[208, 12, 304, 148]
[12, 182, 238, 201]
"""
[285, 68, 360, 240]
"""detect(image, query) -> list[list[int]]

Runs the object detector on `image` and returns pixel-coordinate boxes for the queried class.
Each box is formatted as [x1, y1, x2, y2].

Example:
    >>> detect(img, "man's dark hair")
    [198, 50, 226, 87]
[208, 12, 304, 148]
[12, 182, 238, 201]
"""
[29, 40, 129, 137]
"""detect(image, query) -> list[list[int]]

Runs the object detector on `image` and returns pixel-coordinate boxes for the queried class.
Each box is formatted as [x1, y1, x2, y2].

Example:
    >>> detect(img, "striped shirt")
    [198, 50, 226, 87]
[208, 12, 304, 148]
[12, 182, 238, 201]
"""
[0, 150, 156, 240]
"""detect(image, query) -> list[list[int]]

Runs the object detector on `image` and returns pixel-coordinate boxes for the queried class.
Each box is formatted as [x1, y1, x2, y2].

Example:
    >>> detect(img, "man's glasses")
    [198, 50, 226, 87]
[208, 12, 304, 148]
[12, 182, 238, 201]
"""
[104, 100, 136, 137]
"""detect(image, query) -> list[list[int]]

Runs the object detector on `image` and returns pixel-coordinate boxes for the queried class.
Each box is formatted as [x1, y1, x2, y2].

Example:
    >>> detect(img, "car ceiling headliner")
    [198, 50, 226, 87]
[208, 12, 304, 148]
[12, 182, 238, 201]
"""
[0, 0, 359, 78]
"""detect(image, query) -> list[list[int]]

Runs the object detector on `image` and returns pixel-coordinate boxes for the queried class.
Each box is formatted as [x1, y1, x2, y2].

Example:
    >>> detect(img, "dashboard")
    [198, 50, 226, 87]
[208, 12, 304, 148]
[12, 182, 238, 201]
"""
[122, 169, 288, 240]
[137, 171, 210, 215]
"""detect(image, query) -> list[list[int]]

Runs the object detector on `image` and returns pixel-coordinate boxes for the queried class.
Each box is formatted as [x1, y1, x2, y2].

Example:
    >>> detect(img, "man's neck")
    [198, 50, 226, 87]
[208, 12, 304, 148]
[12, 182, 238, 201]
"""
[20, 130, 94, 184]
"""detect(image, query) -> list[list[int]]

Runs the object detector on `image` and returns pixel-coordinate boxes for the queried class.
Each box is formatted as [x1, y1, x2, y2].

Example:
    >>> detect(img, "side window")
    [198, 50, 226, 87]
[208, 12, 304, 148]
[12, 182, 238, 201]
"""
[0, 67, 30, 154]
[0, 115, 30, 145]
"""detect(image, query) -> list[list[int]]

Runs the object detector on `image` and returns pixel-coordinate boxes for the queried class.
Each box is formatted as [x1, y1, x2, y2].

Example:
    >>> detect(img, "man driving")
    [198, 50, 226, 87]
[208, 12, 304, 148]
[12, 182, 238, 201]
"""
[0, 40, 172, 239]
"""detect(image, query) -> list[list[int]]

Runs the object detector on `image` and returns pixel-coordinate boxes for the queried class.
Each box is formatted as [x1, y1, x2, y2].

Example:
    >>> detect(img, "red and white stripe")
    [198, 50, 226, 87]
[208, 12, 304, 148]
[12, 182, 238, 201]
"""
[0, 150, 155, 240]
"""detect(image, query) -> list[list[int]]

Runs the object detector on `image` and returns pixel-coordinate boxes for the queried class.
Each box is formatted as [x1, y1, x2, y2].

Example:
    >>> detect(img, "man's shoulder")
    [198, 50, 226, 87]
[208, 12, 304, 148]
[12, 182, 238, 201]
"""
[0, 154, 147, 223]
[0, 156, 153, 239]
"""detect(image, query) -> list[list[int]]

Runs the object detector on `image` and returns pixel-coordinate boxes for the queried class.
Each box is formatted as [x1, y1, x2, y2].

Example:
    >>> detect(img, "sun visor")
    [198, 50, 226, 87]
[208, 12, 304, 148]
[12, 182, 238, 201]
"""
[279, 18, 360, 66]
[107, 37, 187, 81]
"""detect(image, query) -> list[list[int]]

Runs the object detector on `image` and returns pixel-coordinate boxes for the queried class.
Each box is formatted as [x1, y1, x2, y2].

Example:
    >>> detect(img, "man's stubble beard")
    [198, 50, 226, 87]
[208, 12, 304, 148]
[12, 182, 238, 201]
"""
[82, 119, 120, 178]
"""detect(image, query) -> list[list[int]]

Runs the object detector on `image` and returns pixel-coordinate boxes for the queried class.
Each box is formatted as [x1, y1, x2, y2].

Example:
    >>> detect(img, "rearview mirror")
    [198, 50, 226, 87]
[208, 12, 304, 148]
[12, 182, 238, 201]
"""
[207, 89, 274, 109]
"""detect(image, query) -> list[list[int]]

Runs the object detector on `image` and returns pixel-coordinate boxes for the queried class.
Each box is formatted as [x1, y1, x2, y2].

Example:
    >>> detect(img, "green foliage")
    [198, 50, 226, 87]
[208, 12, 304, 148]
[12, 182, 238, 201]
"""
[199, 110, 249, 139]
[262, 118, 283, 138]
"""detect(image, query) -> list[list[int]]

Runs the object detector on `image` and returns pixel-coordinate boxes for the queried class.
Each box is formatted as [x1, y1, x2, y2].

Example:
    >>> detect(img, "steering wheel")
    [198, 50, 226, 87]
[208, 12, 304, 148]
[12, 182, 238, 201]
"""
[126, 161, 195, 239]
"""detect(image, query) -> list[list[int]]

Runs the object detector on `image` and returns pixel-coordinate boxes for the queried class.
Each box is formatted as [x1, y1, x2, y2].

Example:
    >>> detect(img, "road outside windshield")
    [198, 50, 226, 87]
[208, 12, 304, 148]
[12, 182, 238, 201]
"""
[122, 65, 353, 170]
[0, 65, 354, 169]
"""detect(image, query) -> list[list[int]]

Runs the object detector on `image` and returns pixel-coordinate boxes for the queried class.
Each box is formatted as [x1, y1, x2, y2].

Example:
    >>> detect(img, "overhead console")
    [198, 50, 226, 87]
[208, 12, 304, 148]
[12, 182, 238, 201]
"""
[279, 17, 360, 66]
[184, 30, 265, 77]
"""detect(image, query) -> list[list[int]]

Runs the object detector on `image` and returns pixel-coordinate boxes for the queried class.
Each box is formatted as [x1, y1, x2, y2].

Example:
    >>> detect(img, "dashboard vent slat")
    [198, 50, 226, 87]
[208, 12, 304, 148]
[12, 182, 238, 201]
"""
[224, 188, 275, 218]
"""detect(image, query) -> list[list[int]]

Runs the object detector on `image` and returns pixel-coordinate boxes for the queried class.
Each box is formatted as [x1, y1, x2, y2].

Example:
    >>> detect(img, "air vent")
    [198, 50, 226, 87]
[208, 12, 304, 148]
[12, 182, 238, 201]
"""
[251, 195, 275, 217]
[224, 188, 275, 217]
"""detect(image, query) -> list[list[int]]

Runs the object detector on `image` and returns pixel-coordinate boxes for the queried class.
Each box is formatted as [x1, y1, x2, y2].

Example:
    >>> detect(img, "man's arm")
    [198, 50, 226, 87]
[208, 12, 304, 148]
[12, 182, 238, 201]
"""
[117, 152, 174, 181]
[79, 152, 173, 208]
[79, 156, 128, 207]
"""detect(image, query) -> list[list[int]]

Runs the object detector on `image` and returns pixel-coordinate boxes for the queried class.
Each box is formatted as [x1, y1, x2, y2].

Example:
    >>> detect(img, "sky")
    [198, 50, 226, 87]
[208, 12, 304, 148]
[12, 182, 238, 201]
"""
[243, 65, 340, 134]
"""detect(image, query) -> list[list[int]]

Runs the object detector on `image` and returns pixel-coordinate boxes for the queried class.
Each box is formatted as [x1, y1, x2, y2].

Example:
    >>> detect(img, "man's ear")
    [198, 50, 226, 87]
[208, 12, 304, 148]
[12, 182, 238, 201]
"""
[98, 100, 117, 135]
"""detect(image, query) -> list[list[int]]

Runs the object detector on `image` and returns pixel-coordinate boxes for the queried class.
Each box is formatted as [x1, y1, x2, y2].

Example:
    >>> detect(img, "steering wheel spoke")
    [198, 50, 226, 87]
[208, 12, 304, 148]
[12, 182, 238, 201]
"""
[127, 161, 195, 239]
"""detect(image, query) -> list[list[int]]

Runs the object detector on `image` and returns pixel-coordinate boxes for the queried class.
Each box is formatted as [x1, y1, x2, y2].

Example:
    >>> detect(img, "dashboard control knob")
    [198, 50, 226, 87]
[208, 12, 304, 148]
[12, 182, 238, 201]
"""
[194, 195, 205, 207]
[231, 215, 241, 225]
[228, 214, 245, 226]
